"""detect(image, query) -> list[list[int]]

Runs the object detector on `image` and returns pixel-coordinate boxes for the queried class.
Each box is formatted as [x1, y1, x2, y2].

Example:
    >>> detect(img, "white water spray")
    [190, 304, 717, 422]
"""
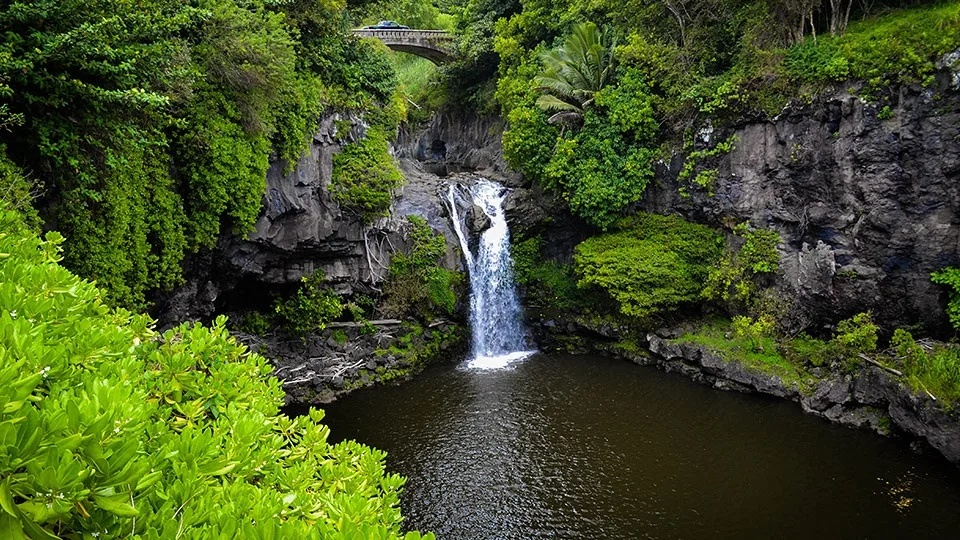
[446, 179, 535, 369]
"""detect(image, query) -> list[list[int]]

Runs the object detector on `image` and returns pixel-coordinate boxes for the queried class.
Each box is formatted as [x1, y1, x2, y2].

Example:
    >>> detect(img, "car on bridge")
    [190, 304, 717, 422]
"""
[364, 20, 409, 29]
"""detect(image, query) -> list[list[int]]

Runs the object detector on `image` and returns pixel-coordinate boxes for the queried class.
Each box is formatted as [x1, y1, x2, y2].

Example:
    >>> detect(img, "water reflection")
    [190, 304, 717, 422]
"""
[322, 354, 960, 539]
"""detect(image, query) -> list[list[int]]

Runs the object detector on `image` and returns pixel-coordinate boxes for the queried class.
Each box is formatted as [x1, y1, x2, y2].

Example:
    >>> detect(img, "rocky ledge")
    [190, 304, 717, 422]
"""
[237, 320, 466, 404]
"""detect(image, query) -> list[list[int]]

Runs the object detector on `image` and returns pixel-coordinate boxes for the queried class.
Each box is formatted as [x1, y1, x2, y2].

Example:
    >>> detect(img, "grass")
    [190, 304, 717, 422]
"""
[901, 345, 960, 404]
[391, 52, 439, 113]
[673, 318, 813, 391]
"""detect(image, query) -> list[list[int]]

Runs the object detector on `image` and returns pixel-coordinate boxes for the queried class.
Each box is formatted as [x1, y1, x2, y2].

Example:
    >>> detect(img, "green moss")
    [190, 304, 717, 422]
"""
[675, 318, 810, 389]
[330, 126, 404, 223]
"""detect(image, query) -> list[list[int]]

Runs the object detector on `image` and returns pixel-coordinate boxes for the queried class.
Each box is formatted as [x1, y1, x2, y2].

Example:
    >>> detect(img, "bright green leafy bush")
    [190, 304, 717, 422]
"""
[703, 222, 781, 308]
[892, 329, 960, 403]
[834, 311, 879, 372]
[274, 270, 345, 336]
[931, 266, 960, 330]
[732, 314, 776, 353]
[574, 213, 723, 318]
[0, 210, 430, 539]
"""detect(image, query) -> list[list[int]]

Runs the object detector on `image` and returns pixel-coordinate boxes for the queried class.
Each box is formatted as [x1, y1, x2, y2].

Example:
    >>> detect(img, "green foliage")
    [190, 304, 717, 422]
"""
[500, 49, 659, 229]
[332, 329, 349, 345]
[535, 22, 617, 122]
[274, 271, 345, 336]
[784, 3, 960, 92]
[834, 311, 879, 372]
[331, 127, 404, 223]
[374, 323, 466, 383]
[703, 221, 781, 309]
[0, 147, 41, 230]
[544, 109, 657, 230]
[735, 221, 781, 274]
[678, 135, 738, 196]
[931, 266, 960, 330]
[732, 314, 776, 353]
[234, 311, 273, 336]
[675, 318, 806, 388]
[0, 210, 430, 539]
[382, 216, 462, 319]
[0, 0, 402, 309]
[783, 334, 833, 368]
[893, 330, 960, 403]
[511, 236, 580, 310]
[574, 213, 723, 318]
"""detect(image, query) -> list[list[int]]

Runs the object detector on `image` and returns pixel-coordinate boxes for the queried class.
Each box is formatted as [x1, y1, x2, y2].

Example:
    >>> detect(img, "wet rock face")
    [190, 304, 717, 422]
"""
[641, 80, 960, 334]
[220, 112, 400, 291]
[395, 112, 522, 186]
[156, 111, 464, 326]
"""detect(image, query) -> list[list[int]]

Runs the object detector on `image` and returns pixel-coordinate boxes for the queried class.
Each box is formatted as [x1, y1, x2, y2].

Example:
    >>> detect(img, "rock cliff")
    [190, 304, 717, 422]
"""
[640, 76, 960, 334]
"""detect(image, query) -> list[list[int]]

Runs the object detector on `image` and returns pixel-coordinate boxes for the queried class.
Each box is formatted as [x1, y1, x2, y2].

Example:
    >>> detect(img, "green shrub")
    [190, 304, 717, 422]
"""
[703, 222, 781, 309]
[732, 314, 775, 353]
[574, 213, 723, 318]
[382, 216, 462, 319]
[891, 329, 960, 402]
[0, 146, 41, 230]
[234, 311, 273, 336]
[834, 311, 879, 372]
[511, 236, 580, 310]
[0, 210, 430, 539]
[331, 127, 404, 223]
[931, 266, 960, 330]
[274, 271, 344, 336]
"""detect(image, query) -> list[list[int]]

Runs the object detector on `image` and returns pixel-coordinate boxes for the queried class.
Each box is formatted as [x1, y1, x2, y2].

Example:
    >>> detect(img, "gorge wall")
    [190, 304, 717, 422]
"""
[643, 76, 960, 334]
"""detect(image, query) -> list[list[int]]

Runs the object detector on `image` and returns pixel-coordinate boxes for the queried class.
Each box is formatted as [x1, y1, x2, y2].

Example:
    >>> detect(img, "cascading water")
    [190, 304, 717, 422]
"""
[446, 179, 535, 369]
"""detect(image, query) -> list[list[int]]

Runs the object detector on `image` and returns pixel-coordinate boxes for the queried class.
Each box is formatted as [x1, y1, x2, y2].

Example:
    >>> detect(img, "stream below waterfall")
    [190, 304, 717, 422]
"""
[322, 353, 960, 539]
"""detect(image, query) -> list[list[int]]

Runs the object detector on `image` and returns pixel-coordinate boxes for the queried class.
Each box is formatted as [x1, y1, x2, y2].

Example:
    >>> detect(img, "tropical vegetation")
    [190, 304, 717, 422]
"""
[0, 210, 431, 539]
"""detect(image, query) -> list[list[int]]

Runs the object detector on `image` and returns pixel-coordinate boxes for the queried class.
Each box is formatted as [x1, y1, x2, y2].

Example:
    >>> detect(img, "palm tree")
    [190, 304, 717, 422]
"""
[535, 22, 617, 127]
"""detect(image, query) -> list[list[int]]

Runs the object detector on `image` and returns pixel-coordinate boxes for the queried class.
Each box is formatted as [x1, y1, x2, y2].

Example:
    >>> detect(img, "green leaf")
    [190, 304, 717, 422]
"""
[0, 512, 25, 540]
[92, 494, 139, 517]
[134, 471, 163, 492]
[0, 477, 17, 517]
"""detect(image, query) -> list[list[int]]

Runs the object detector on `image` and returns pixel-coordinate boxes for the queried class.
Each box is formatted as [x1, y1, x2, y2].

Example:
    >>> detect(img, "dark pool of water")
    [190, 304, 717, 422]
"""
[318, 353, 960, 539]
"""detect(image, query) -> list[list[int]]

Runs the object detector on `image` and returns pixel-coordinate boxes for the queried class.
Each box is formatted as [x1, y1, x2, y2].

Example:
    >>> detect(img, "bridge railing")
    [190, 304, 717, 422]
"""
[351, 29, 454, 43]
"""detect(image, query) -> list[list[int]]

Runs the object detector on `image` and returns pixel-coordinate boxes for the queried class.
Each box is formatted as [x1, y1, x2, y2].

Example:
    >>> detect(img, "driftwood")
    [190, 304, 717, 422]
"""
[859, 353, 903, 376]
[327, 319, 402, 328]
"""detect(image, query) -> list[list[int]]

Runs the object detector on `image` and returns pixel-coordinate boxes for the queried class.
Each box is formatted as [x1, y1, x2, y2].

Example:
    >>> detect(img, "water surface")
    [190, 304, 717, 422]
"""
[321, 354, 960, 539]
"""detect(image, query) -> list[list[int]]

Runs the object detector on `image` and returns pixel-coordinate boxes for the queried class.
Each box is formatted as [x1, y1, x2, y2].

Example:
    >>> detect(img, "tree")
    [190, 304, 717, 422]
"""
[534, 21, 617, 126]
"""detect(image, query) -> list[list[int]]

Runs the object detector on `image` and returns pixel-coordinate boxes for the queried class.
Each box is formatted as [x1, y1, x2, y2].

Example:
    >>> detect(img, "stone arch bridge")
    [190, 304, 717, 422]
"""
[351, 29, 455, 64]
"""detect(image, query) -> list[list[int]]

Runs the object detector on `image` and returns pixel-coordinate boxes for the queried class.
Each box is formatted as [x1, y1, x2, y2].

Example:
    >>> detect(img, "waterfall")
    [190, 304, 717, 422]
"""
[446, 179, 535, 369]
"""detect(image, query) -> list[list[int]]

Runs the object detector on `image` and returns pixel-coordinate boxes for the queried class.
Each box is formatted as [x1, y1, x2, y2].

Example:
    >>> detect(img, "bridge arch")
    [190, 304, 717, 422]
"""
[351, 29, 455, 65]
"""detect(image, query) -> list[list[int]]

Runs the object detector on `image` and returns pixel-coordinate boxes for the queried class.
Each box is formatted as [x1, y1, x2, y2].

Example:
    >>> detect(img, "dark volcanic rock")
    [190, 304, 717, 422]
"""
[395, 112, 522, 186]
[640, 80, 960, 334]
